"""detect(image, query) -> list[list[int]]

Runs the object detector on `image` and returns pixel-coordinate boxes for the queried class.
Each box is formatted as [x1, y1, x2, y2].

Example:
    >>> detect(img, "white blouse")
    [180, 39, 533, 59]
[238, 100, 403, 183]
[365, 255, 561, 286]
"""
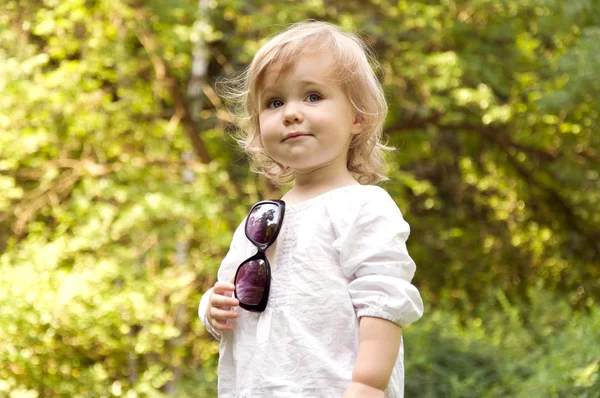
[199, 185, 424, 398]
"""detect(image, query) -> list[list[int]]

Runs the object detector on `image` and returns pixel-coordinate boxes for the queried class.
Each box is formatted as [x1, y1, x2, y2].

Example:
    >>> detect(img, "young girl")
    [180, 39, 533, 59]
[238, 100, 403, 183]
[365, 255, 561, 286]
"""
[199, 20, 424, 398]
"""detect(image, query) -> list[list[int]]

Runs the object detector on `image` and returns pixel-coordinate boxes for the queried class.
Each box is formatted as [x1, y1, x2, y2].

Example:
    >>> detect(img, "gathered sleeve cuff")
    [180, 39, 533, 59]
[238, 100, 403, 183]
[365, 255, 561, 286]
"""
[349, 274, 423, 327]
[332, 187, 424, 328]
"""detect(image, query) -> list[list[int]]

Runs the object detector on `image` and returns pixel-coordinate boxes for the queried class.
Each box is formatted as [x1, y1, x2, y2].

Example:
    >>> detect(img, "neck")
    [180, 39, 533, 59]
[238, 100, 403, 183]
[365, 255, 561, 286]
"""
[290, 161, 358, 196]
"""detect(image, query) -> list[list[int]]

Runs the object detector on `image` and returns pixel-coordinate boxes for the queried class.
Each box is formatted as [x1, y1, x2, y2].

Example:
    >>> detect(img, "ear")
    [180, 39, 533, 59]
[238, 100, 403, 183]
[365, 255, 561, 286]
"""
[351, 114, 363, 135]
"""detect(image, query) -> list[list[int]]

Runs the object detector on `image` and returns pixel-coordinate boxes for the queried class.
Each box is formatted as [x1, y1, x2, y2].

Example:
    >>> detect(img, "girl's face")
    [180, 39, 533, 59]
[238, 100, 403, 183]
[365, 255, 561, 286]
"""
[257, 52, 362, 178]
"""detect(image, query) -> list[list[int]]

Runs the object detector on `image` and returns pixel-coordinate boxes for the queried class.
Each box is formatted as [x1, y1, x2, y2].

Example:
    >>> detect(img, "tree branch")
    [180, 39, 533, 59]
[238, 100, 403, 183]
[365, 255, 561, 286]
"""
[132, 7, 212, 164]
[385, 117, 560, 162]
[503, 153, 600, 258]
[7, 170, 80, 237]
[386, 116, 599, 256]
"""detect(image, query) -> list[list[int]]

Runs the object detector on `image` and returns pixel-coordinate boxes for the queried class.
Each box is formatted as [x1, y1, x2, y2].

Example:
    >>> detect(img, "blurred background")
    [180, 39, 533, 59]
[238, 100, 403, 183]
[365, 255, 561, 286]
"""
[1, 0, 599, 397]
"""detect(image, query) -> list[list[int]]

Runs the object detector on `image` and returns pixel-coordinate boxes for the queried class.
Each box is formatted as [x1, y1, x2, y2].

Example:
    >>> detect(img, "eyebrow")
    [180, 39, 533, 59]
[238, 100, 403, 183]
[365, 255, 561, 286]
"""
[298, 78, 329, 87]
[260, 79, 331, 97]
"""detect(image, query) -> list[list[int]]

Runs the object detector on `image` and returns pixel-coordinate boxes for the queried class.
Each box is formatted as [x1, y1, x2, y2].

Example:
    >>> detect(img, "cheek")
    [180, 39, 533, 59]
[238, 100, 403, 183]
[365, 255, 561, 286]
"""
[311, 111, 344, 134]
[258, 114, 266, 131]
[309, 111, 329, 126]
[257, 123, 278, 156]
[258, 114, 278, 136]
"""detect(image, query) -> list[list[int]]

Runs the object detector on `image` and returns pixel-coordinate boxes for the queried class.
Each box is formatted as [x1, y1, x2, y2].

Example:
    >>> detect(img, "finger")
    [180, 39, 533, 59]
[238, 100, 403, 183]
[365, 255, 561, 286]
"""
[211, 293, 239, 308]
[228, 274, 235, 283]
[211, 318, 234, 332]
[213, 281, 236, 293]
[210, 307, 239, 320]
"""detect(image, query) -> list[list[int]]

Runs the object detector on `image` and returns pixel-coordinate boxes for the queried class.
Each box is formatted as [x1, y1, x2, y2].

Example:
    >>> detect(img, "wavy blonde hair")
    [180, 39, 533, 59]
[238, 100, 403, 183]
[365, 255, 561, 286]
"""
[217, 20, 393, 186]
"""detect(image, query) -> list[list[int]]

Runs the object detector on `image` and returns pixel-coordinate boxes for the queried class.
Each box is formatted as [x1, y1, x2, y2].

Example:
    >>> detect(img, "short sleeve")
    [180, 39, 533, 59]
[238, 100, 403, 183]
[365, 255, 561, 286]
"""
[199, 217, 249, 340]
[331, 187, 424, 327]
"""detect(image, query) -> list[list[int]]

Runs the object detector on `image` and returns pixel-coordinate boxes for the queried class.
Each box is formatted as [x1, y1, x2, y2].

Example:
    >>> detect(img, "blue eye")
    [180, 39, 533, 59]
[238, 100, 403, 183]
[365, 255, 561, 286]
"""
[267, 99, 284, 109]
[306, 93, 322, 102]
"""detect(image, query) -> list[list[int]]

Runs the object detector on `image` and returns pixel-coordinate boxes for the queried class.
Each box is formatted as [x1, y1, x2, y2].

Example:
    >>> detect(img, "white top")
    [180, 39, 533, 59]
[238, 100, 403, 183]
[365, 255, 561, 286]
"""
[199, 185, 424, 398]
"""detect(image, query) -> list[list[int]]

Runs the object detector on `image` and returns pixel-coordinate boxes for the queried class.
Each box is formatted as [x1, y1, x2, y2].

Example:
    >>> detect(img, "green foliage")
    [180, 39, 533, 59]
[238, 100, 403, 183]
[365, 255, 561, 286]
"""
[0, 0, 598, 396]
[405, 289, 600, 397]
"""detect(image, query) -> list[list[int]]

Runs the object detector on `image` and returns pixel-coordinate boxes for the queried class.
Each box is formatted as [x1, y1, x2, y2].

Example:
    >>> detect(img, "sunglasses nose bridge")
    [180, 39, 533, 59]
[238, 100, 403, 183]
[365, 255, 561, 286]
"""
[254, 242, 270, 252]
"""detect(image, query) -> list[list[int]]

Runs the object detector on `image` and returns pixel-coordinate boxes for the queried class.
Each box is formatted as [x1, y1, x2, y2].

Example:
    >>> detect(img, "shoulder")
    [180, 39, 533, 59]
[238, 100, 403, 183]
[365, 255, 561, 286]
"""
[359, 184, 397, 204]
[330, 184, 399, 213]
[326, 184, 405, 227]
[328, 185, 411, 249]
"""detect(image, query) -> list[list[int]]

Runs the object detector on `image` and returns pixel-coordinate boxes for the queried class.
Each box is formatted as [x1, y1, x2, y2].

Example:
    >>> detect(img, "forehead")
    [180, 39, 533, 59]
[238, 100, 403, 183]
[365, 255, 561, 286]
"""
[258, 52, 338, 91]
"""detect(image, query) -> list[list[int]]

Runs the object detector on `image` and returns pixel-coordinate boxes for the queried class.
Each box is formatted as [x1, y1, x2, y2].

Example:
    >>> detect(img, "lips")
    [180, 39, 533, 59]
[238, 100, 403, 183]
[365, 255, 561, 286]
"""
[283, 133, 311, 142]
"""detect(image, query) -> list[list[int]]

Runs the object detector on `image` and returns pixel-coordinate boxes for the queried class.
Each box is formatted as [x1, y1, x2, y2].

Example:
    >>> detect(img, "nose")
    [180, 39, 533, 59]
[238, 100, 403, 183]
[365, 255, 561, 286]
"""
[282, 101, 303, 126]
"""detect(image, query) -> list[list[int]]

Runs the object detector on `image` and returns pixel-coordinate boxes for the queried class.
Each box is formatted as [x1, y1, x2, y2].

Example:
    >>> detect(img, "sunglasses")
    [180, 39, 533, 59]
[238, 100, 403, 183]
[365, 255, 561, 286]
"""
[234, 200, 285, 312]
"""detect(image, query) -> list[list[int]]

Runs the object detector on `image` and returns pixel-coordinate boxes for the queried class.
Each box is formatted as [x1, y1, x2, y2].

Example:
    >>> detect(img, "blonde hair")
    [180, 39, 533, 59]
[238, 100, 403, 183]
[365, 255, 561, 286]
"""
[217, 20, 393, 186]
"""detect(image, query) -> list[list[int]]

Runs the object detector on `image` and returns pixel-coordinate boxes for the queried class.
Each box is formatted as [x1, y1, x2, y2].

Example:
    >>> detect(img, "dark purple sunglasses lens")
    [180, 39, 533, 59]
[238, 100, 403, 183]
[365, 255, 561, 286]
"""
[247, 203, 281, 245]
[236, 259, 268, 305]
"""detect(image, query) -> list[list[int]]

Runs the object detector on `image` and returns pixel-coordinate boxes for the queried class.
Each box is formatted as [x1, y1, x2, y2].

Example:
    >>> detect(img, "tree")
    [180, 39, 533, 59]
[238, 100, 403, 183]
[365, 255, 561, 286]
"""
[0, 0, 598, 396]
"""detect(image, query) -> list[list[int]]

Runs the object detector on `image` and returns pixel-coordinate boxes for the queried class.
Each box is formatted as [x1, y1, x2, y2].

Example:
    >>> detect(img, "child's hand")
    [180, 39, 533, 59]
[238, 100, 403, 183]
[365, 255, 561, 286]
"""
[206, 276, 239, 332]
[342, 382, 384, 398]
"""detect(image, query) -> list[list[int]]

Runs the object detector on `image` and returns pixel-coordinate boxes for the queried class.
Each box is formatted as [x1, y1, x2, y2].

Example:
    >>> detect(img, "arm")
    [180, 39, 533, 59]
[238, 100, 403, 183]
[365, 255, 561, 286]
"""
[343, 317, 402, 397]
[334, 189, 424, 397]
[354, 316, 402, 389]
